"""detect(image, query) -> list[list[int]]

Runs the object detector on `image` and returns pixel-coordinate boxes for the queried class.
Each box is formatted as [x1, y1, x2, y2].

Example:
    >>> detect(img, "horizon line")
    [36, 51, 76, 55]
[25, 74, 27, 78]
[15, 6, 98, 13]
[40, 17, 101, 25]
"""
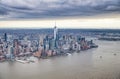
[0, 27, 120, 30]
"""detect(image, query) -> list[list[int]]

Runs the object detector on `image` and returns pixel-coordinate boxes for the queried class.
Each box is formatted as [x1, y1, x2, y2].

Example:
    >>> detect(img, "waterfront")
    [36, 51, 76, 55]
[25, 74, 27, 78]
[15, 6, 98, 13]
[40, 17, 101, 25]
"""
[0, 40, 120, 79]
[0, 28, 98, 62]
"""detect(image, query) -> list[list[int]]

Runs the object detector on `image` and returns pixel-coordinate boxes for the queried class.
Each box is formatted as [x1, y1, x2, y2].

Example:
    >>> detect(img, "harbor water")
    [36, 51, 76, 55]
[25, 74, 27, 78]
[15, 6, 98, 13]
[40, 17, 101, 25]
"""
[0, 40, 120, 79]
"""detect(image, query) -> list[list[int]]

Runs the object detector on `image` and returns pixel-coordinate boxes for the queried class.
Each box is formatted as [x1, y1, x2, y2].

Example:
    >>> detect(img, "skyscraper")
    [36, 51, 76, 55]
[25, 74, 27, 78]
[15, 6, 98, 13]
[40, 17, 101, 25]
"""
[54, 22, 58, 41]
[4, 33, 7, 42]
[53, 22, 59, 49]
[13, 39, 19, 55]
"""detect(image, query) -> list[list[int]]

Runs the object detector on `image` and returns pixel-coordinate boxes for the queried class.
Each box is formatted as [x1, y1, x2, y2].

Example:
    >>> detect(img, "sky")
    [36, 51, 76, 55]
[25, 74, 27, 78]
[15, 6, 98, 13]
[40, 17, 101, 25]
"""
[0, 0, 120, 29]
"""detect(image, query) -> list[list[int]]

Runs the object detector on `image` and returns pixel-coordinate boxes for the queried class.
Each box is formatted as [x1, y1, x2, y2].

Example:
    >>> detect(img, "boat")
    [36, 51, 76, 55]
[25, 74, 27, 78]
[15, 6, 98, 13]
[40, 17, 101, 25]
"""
[26, 58, 35, 63]
[66, 53, 72, 56]
[15, 59, 30, 64]
[90, 44, 98, 48]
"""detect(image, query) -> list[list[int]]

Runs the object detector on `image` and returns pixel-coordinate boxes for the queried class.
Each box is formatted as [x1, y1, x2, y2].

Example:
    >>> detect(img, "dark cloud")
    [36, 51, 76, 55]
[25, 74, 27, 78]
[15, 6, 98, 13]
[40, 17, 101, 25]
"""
[0, 0, 120, 20]
[0, 7, 8, 15]
[0, 3, 9, 15]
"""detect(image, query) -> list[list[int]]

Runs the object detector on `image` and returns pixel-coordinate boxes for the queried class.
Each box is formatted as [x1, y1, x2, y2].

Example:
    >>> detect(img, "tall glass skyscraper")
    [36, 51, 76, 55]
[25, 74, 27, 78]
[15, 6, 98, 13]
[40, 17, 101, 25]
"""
[54, 24, 58, 41]
[4, 33, 7, 42]
[54, 23, 59, 49]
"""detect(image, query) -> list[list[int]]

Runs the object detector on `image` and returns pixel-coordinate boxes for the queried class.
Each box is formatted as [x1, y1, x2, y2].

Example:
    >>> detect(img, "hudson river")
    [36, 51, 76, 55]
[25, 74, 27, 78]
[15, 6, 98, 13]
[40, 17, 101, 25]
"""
[1, 40, 120, 79]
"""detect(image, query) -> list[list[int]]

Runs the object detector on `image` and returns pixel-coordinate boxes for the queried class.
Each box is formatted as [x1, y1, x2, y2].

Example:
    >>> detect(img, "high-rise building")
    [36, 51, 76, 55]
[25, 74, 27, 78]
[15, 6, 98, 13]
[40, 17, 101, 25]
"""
[45, 43, 49, 51]
[54, 22, 59, 49]
[39, 35, 44, 46]
[6, 45, 14, 60]
[4, 33, 7, 42]
[49, 39, 55, 50]
[13, 39, 19, 47]
[54, 22, 58, 40]
[13, 39, 19, 55]
[10, 46, 14, 59]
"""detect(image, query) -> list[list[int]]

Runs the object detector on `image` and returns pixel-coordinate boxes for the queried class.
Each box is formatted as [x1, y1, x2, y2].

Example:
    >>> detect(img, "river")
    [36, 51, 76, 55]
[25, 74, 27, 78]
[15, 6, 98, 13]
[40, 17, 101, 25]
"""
[0, 40, 120, 79]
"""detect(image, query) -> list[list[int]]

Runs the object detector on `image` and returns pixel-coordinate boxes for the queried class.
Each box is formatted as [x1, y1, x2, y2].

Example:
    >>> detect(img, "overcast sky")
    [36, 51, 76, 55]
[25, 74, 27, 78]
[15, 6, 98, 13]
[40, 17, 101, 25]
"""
[0, 0, 120, 29]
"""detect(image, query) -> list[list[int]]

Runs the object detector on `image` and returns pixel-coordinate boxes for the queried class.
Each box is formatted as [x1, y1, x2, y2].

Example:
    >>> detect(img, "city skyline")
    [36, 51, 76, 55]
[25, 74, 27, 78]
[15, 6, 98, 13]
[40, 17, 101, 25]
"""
[1, 0, 120, 79]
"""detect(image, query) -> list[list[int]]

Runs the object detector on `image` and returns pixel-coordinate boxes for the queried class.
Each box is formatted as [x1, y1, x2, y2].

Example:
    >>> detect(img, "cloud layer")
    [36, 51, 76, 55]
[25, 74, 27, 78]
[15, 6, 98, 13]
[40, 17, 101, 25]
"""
[0, 0, 120, 19]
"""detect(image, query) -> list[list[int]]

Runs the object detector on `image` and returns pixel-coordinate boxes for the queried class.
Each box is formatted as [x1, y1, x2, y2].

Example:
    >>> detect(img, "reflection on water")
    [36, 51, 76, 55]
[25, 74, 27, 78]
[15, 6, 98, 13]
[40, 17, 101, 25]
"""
[1, 40, 120, 79]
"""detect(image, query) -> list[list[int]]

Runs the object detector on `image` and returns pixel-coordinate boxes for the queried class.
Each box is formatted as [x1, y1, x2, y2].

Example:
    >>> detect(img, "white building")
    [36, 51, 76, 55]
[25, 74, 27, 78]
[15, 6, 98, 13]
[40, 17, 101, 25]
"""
[54, 23, 58, 40]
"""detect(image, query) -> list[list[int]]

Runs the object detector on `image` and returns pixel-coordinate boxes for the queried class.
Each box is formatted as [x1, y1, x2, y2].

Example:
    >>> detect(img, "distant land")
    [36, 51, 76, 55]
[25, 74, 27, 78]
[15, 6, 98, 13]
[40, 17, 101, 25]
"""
[0, 28, 120, 34]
